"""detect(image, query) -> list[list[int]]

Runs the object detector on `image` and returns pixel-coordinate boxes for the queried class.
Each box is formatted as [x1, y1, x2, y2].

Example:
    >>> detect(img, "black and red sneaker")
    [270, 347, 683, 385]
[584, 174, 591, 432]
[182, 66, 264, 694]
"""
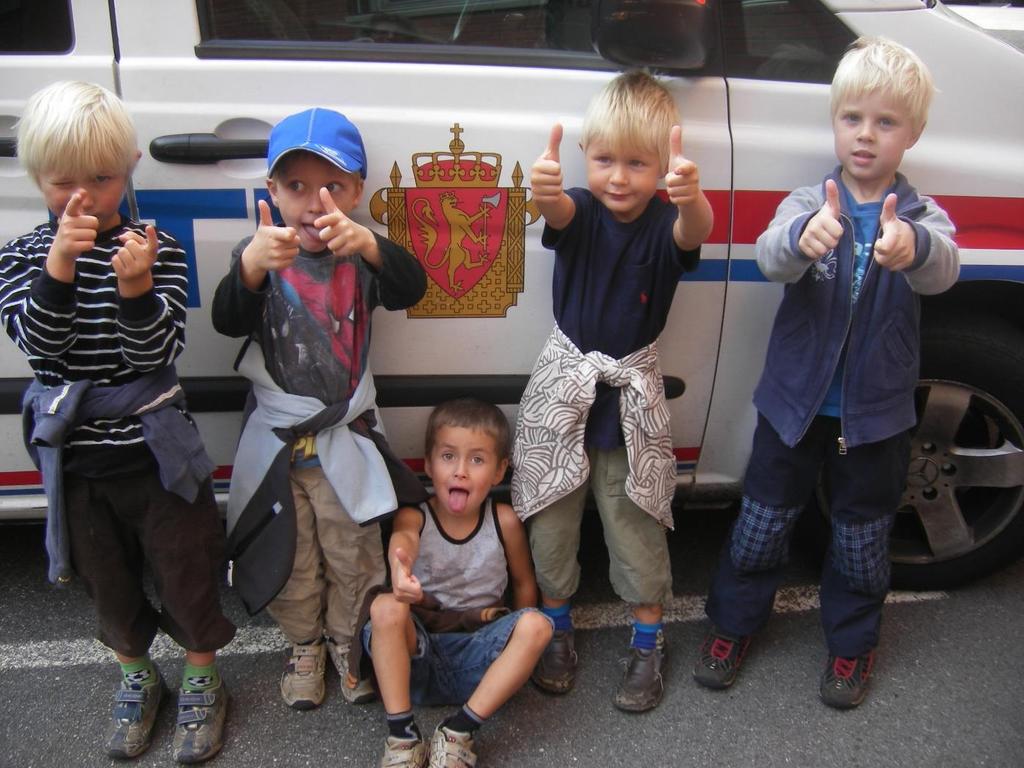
[820, 650, 876, 709]
[693, 627, 751, 690]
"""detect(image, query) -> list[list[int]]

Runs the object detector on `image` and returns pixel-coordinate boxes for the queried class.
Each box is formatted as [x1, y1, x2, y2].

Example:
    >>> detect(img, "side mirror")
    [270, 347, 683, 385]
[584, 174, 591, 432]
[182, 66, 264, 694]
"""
[592, 0, 714, 70]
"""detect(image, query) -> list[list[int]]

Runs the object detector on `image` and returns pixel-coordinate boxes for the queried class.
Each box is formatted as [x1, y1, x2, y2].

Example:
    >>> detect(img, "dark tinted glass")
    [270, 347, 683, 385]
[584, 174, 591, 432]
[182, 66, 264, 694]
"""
[720, 0, 855, 83]
[0, 0, 73, 54]
[198, 0, 594, 52]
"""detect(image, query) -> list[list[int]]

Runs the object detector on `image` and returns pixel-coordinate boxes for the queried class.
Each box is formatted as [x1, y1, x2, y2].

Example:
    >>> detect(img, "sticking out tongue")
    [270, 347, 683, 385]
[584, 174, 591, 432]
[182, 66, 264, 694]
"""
[449, 488, 470, 513]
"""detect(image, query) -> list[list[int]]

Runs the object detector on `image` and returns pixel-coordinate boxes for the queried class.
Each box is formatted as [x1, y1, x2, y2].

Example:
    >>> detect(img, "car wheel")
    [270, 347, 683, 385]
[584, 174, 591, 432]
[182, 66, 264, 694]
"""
[799, 316, 1024, 590]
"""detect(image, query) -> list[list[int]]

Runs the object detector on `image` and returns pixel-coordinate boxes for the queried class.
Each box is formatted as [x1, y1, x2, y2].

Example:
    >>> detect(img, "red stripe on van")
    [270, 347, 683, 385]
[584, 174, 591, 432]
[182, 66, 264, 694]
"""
[0, 471, 41, 486]
[0, 467, 235, 487]
[721, 191, 1024, 249]
[657, 189, 732, 244]
[931, 195, 1024, 250]
[729, 191, 787, 245]
[674, 447, 700, 461]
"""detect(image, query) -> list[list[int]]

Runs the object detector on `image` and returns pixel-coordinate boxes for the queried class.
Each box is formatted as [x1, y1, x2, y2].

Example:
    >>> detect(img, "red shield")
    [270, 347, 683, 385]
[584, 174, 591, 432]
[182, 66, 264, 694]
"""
[405, 188, 508, 299]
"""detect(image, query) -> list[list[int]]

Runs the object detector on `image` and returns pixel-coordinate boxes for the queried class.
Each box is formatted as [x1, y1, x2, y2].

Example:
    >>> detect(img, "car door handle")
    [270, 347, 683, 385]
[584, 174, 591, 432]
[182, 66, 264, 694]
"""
[0, 137, 15, 158]
[149, 133, 267, 164]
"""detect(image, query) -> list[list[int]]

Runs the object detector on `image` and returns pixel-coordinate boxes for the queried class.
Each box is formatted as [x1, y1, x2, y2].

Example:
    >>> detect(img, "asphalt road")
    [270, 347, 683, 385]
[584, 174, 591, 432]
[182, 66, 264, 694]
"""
[2, 507, 1022, 768]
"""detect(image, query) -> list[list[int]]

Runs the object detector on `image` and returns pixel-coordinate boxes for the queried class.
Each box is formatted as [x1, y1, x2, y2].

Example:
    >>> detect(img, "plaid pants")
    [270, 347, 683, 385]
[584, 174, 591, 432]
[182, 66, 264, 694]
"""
[706, 414, 909, 657]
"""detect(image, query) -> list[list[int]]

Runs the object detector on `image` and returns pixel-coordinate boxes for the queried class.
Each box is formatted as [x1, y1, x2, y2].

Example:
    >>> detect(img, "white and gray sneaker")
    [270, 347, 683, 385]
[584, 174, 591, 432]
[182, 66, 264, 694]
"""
[327, 636, 376, 704]
[280, 642, 326, 710]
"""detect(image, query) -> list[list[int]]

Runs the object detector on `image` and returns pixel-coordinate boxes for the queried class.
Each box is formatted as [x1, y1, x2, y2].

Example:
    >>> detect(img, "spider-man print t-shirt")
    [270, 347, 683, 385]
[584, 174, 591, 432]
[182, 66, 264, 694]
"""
[261, 250, 372, 404]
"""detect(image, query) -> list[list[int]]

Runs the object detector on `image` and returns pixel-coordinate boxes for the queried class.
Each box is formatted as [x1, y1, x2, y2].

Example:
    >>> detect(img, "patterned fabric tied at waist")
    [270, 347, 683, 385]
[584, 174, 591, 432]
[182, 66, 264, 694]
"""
[512, 325, 676, 528]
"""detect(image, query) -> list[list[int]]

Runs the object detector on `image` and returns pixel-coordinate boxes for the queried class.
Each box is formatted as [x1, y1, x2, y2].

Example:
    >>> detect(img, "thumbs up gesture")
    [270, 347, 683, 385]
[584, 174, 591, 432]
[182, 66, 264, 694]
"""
[665, 125, 701, 208]
[112, 224, 159, 297]
[314, 186, 375, 261]
[531, 123, 564, 205]
[873, 193, 915, 271]
[799, 179, 844, 260]
[48, 191, 99, 266]
[391, 547, 423, 605]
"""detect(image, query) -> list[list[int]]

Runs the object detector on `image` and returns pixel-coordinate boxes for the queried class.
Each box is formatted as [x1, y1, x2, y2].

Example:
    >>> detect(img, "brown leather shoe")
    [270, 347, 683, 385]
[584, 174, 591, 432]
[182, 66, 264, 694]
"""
[531, 629, 578, 693]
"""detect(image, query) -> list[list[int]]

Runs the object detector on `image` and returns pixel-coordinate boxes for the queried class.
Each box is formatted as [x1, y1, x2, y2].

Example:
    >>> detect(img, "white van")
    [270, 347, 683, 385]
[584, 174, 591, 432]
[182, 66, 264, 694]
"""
[1, 0, 1022, 591]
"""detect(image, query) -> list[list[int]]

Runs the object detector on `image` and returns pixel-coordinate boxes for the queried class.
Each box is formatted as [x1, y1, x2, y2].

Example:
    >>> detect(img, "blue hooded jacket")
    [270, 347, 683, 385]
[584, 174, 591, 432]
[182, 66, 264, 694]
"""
[752, 167, 959, 449]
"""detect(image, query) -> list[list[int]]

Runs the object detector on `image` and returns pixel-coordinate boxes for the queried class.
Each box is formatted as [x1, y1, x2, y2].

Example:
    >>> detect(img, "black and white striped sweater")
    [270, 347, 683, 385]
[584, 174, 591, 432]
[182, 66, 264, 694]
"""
[0, 219, 191, 475]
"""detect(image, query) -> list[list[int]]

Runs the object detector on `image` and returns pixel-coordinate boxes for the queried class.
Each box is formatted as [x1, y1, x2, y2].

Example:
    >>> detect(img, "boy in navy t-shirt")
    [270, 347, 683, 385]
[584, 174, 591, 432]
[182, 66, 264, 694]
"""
[513, 70, 713, 712]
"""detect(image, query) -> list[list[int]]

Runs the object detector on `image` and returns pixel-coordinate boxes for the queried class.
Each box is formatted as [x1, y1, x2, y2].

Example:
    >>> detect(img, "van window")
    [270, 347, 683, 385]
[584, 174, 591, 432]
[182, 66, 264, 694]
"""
[196, 0, 598, 64]
[0, 0, 73, 54]
[720, 0, 855, 83]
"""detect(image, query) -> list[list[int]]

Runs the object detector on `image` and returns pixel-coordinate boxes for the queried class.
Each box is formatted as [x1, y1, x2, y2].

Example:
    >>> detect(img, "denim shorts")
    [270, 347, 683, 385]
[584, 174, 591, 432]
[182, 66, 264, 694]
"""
[362, 607, 547, 706]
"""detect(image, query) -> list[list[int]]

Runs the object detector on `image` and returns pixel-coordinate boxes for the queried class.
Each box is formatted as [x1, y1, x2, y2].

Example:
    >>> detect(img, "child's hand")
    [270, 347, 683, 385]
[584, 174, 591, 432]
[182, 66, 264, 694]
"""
[665, 125, 701, 208]
[799, 179, 843, 260]
[314, 187, 374, 260]
[242, 199, 300, 275]
[112, 225, 159, 296]
[391, 547, 423, 605]
[873, 193, 916, 272]
[49, 191, 98, 264]
[530, 123, 564, 205]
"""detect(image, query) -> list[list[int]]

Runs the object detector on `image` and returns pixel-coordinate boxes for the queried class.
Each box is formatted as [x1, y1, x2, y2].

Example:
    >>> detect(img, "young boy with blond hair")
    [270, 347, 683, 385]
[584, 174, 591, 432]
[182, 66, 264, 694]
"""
[0, 81, 235, 763]
[693, 37, 959, 708]
[514, 70, 713, 712]
[360, 398, 552, 767]
[212, 107, 427, 711]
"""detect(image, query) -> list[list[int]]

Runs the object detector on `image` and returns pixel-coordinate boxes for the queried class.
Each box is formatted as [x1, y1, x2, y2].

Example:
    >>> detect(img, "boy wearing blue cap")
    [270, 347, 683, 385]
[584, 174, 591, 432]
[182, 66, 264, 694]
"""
[212, 108, 427, 710]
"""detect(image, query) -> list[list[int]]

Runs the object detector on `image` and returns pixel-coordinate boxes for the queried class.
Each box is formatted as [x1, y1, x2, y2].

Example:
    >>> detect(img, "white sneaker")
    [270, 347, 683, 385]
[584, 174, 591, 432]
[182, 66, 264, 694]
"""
[380, 735, 427, 768]
[428, 726, 477, 768]
[326, 636, 376, 704]
[280, 642, 325, 710]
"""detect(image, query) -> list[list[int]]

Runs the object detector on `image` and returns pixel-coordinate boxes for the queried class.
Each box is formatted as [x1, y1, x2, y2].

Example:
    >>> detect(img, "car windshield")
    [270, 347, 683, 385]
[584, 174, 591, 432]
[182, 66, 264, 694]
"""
[942, 1, 1024, 52]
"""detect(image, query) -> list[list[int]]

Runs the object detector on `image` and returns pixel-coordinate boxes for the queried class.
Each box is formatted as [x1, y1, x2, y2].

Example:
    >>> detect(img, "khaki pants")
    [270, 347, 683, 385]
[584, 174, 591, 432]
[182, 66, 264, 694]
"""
[527, 446, 673, 607]
[267, 465, 386, 650]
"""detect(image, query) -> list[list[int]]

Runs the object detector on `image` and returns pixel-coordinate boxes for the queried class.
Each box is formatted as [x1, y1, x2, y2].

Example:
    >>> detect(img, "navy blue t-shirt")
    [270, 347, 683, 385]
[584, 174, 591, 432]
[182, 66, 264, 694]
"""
[542, 188, 700, 448]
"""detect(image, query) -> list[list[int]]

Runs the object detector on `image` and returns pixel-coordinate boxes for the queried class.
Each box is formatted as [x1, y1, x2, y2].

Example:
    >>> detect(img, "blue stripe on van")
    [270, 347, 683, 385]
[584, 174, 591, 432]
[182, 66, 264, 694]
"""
[683, 260, 1024, 284]
[959, 265, 1024, 281]
[136, 189, 249, 307]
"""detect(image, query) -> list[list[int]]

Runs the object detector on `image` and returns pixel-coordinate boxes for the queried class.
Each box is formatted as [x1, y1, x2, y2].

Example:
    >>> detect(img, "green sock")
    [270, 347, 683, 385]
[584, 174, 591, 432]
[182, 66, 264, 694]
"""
[182, 662, 220, 692]
[119, 657, 158, 689]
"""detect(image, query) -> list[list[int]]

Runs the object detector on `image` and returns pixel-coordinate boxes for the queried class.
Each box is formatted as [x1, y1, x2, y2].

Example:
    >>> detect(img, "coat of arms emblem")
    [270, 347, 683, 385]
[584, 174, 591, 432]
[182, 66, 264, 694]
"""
[370, 124, 538, 318]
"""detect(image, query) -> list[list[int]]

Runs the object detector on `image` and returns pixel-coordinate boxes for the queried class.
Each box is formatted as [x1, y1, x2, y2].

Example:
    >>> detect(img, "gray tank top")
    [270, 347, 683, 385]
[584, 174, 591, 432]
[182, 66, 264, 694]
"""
[411, 498, 508, 611]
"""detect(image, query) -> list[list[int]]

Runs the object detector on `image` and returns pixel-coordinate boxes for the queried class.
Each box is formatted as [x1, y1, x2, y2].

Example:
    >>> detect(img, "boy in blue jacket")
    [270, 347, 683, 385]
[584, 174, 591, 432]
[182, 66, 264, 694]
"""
[693, 37, 959, 709]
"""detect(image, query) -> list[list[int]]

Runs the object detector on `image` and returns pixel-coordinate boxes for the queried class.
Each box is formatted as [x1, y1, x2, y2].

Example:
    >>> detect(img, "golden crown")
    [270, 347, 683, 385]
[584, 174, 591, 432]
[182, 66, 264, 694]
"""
[412, 124, 501, 189]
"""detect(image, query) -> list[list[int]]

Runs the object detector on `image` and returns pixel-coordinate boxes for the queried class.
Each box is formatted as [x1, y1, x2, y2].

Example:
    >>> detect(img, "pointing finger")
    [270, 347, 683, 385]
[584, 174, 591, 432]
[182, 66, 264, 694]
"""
[257, 198, 274, 227]
[64, 192, 84, 218]
[544, 123, 562, 163]
[144, 224, 159, 253]
[319, 186, 340, 213]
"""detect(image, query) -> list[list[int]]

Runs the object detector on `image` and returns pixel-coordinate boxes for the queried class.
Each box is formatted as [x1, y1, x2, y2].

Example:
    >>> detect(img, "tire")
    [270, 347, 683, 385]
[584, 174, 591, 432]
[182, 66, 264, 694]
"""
[798, 316, 1024, 590]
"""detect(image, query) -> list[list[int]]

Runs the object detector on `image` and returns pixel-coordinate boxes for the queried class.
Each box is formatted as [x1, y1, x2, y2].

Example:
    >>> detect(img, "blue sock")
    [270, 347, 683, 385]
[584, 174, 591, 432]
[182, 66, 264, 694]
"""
[541, 603, 573, 632]
[631, 621, 662, 651]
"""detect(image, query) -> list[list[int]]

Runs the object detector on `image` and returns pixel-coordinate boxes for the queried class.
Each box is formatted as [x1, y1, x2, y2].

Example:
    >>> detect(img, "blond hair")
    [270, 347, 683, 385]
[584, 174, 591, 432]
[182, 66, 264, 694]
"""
[16, 81, 138, 183]
[580, 71, 679, 172]
[831, 37, 935, 135]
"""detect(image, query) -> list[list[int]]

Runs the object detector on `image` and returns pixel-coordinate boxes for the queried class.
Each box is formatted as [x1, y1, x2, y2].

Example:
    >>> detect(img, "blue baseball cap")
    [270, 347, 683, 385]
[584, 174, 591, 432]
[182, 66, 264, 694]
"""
[267, 107, 367, 179]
